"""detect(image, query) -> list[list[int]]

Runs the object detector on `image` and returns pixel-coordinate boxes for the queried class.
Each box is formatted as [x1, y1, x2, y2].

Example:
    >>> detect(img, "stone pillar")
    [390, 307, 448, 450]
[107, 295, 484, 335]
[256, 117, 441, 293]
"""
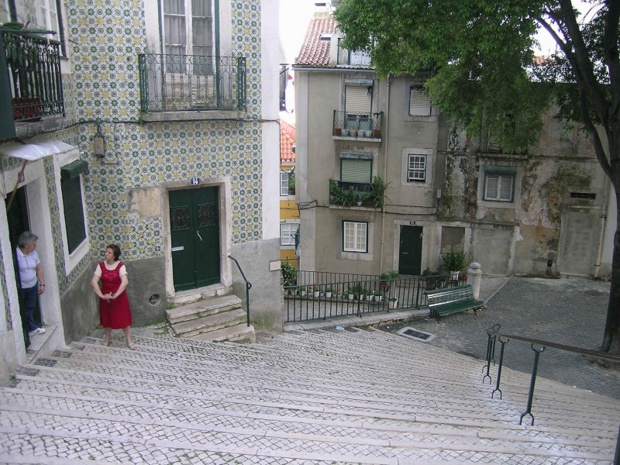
[467, 262, 482, 300]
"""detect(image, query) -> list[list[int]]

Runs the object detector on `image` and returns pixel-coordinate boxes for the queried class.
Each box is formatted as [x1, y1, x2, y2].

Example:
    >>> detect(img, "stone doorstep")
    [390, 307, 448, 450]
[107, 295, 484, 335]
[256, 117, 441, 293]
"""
[171, 308, 247, 337]
[166, 294, 243, 324]
[171, 284, 233, 307]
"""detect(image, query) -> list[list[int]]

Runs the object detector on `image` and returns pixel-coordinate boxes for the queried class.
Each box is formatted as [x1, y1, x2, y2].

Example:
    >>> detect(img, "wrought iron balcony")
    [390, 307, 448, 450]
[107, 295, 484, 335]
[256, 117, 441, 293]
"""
[138, 54, 246, 113]
[1, 29, 64, 123]
[337, 38, 371, 67]
[332, 110, 382, 139]
[329, 180, 375, 208]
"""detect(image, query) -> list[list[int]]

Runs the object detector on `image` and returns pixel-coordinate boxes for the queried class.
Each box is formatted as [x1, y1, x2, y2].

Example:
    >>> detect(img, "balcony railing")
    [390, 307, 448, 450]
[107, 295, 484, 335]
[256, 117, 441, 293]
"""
[1, 29, 64, 122]
[333, 110, 382, 139]
[337, 39, 371, 67]
[138, 54, 246, 113]
[330, 179, 384, 208]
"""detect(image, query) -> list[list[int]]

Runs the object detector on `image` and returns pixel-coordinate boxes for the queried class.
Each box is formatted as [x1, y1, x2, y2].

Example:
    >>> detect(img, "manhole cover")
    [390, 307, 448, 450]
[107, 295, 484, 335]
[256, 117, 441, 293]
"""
[397, 327, 435, 342]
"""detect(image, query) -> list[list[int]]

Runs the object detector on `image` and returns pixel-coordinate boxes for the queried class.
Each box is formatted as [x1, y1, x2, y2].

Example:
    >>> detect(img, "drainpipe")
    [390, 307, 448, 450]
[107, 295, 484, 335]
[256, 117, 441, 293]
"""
[593, 174, 611, 278]
[379, 74, 391, 274]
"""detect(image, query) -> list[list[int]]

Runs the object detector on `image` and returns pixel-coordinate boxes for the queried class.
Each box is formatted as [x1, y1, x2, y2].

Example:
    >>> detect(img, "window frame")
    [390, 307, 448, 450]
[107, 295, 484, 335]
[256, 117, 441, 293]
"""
[342, 221, 368, 253]
[280, 223, 299, 247]
[280, 171, 289, 196]
[408, 85, 431, 117]
[407, 154, 427, 183]
[36, 0, 65, 55]
[60, 169, 87, 254]
[483, 171, 515, 202]
[340, 158, 372, 184]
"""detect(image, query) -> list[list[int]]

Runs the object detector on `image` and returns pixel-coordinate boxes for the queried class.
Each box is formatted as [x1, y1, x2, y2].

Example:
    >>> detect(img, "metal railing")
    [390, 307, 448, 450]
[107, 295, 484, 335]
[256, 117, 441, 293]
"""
[333, 110, 382, 139]
[1, 29, 64, 122]
[139, 54, 246, 113]
[228, 255, 252, 327]
[285, 271, 461, 322]
[483, 324, 620, 428]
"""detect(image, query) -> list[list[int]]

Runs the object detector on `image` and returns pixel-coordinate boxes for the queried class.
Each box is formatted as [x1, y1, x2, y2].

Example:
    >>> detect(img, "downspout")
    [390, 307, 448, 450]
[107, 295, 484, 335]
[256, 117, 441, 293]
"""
[593, 173, 611, 278]
[379, 74, 391, 273]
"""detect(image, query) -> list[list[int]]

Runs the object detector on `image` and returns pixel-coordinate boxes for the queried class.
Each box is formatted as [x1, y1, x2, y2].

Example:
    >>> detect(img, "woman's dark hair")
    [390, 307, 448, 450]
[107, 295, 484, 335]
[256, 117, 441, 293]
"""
[106, 244, 121, 261]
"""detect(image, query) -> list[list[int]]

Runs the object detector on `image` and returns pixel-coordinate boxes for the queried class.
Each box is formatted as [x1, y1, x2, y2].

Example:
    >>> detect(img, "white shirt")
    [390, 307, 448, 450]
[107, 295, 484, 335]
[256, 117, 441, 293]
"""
[16, 247, 40, 289]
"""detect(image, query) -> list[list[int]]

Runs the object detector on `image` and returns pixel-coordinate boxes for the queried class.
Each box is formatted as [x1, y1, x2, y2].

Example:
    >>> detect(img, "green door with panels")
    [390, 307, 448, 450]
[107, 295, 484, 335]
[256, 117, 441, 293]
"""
[398, 225, 423, 276]
[170, 187, 220, 291]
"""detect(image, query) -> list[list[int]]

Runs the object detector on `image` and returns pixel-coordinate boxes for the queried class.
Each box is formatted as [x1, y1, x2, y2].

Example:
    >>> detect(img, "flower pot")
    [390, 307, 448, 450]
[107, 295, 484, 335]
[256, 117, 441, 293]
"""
[388, 299, 398, 309]
[313, 291, 320, 298]
[450, 271, 460, 281]
[325, 291, 332, 298]
[334, 127, 342, 136]
[341, 129, 349, 136]
[348, 294, 355, 300]
[372, 129, 381, 138]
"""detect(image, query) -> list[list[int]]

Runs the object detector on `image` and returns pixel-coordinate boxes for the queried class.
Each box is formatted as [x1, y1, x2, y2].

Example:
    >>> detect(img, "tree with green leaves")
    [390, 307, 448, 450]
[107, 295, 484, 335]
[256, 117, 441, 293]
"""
[335, 0, 620, 353]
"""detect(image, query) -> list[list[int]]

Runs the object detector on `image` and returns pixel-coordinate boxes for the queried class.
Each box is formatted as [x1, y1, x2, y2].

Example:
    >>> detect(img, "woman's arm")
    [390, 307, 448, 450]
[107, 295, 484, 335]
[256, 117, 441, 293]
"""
[111, 273, 128, 299]
[90, 274, 109, 300]
[35, 263, 45, 295]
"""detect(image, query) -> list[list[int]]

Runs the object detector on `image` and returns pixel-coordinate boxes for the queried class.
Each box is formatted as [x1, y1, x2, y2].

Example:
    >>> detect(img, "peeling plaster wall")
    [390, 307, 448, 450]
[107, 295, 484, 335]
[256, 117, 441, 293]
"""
[440, 108, 609, 277]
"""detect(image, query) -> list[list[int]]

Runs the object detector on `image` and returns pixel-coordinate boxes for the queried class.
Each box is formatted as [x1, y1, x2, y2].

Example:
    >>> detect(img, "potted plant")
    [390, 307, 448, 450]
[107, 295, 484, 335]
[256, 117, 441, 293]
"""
[380, 270, 399, 292]
[324, 287, 333, 298]
[440, 249, 467, 281]
[281, 260, 298, 287]
[388, 297, 398, 309]
[374, 290, 384, 302]
[312, 286, 320, 298]
[298, 286, 307, 297]
[347, 286, 355, 300]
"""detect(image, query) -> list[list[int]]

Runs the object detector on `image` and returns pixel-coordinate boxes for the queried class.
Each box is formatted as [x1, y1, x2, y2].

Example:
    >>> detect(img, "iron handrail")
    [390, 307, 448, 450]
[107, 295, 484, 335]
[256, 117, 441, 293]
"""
[483, 322, 620, 454]
[228, 255, 252, 327]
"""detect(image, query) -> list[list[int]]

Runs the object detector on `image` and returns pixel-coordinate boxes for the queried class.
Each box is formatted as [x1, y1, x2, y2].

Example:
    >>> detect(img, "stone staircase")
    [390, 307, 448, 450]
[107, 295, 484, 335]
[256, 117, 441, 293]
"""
[0, 326, 619, 464]
[166, 285, 255, 342]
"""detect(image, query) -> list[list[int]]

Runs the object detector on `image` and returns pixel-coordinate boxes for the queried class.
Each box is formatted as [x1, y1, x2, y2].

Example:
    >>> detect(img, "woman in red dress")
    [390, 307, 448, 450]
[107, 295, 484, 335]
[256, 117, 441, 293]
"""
[91, 244, 135, 349]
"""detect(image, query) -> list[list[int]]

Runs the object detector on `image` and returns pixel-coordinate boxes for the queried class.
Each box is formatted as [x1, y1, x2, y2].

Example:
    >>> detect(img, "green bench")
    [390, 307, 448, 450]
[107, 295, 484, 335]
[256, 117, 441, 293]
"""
[425, 284, 484, 321]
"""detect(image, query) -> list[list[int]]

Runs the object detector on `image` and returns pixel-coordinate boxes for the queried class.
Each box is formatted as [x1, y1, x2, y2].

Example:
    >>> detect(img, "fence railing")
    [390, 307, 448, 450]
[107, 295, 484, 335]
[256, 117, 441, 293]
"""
[1, 29, 64, 122]
[228, 255, 252, 327]
[285, 271, 461, 323]
[138, 54, 246, 113]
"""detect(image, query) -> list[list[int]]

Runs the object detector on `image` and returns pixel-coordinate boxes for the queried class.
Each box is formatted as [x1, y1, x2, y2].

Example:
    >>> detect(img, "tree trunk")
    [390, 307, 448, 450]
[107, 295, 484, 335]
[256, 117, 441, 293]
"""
[603, 229, 620, 353]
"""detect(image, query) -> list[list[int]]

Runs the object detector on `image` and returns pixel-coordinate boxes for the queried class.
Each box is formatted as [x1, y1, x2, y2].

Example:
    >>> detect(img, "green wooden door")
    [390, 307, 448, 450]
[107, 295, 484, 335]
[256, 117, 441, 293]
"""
[170, 187, 220, 291]
[398, 225, 423, 275]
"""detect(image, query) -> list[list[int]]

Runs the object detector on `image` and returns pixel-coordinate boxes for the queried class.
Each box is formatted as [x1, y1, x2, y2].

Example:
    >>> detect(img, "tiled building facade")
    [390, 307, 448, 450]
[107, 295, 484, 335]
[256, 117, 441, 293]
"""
[0, 0, 281, 383]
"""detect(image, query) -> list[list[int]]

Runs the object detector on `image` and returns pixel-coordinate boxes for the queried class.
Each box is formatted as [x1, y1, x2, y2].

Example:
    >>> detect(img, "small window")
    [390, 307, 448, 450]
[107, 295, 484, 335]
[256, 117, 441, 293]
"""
[407, 154, 426, 182]
[341, 159, 372, 183]
[36, 0, 65, 55]
[343, 221, 367, 253]
[484, 172, 514, 202]
[409, 86, 431, 116]
[280, 172, 289, 196]
[61, 171, 87, 253]
[280, 223, 299, 246]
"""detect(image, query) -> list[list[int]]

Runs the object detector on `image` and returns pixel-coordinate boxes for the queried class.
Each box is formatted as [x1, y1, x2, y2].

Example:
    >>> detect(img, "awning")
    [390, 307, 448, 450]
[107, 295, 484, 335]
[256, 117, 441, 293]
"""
[0, 139, 76, 161]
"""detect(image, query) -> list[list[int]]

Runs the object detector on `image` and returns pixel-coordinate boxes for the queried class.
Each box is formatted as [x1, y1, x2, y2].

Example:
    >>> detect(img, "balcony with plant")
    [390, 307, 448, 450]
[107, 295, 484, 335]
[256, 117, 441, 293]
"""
[332, 110, 382, 139]
[329, 176, 389, 209]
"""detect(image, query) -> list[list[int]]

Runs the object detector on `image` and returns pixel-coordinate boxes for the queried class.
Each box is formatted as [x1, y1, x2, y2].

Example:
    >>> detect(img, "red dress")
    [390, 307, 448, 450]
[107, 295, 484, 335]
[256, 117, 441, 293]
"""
[98, 261, 132, 329]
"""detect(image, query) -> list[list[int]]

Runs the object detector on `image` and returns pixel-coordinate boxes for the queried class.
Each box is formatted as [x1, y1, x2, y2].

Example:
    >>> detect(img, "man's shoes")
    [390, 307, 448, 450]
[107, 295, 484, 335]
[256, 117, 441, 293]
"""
[28, 327, 46, 336]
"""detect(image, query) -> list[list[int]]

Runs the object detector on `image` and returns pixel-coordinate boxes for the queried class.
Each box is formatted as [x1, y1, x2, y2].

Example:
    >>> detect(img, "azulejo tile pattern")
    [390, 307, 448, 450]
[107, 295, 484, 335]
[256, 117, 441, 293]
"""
[64, 0, 263, 263]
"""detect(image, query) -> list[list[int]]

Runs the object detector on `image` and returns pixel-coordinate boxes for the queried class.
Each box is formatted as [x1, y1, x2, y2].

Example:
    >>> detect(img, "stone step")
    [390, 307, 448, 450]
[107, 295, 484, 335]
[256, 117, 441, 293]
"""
[2, 326, 618, 464]
[171, 307, 247, 337]
[0, 400, 615, 464]
[166, 294, 243, 325]
[188, 322, 255, 343]
[28, 341, 619, 432]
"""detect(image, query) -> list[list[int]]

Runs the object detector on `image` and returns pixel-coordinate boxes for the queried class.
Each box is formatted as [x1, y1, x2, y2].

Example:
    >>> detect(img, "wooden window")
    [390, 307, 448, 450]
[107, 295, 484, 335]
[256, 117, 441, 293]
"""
[343, 221, 367, 253]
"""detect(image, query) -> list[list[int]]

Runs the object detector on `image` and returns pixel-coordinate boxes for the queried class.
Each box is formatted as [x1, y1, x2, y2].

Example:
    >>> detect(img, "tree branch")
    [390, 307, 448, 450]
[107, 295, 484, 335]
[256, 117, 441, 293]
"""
[578, 86, 613, 178]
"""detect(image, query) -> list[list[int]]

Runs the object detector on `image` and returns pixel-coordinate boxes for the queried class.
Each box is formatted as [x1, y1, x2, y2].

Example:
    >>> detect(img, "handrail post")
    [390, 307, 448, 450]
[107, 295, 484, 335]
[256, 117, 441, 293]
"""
[491, 335, 509, 399]
[228, 255, 252, 327]
[520, 343, 546, 426]
[483, 323, 500, 383]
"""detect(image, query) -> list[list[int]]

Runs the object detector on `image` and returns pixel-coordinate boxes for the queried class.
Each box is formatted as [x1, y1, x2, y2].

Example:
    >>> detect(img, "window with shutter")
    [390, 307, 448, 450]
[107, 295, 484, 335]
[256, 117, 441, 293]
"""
[409, 87, 431, 116]
[341, 159, 372, 183]
[61, 175, 87, 253]
[483, 169, 515, 202]
[345, 85, 371, 115]
[280, 172, 289, 196]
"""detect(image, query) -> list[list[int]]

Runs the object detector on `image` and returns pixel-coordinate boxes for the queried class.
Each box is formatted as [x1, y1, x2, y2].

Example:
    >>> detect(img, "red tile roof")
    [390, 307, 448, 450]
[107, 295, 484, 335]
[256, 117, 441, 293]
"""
[280, 119, 295, 164]
[295, 13, 338, 68]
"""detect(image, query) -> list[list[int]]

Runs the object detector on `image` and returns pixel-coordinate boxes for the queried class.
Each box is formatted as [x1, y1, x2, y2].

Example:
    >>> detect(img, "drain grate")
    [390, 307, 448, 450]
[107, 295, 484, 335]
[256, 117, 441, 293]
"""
[397, 327, 435, 342]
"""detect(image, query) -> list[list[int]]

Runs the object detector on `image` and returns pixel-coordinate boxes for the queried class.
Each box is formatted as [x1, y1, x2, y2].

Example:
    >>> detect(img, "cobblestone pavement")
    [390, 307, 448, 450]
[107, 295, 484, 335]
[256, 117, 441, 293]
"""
[396, 276, 620, 400]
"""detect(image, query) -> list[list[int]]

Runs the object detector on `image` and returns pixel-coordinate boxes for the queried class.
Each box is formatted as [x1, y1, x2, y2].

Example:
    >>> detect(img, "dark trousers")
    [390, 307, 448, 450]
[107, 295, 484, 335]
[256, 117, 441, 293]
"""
[19, 285, 38, 332]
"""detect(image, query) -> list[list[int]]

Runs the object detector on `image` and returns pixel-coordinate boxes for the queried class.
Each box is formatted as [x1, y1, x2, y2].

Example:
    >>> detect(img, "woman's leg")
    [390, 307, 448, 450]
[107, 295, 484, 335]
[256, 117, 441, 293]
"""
[103, 327, 112, 345]
[122, 326, 135, 349]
